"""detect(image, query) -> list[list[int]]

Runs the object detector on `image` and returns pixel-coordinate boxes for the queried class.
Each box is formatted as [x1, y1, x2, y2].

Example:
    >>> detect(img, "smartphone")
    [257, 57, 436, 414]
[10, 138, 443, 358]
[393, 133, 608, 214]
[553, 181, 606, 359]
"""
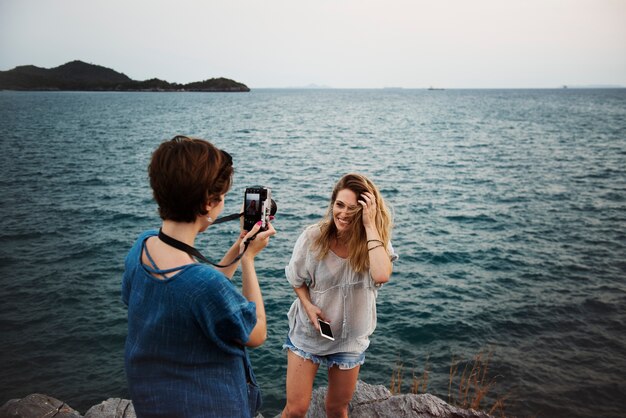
[318, 319, 334, 341]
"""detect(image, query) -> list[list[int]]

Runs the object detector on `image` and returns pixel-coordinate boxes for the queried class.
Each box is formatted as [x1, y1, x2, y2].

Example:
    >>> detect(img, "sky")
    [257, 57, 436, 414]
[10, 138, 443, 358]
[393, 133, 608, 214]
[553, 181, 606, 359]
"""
[1, 0, 625, 88]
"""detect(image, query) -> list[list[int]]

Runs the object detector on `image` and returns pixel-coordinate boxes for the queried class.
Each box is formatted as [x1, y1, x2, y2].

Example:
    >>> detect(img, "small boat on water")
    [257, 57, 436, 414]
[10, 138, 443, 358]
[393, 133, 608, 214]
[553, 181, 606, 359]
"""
[427, 86, 445, 90]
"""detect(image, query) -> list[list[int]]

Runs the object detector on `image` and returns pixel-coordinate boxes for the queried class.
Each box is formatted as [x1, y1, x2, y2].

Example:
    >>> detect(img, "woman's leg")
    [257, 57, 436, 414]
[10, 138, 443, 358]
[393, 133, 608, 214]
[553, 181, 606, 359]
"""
[325, 365, 360, 418]
[282, 350, 320, 418]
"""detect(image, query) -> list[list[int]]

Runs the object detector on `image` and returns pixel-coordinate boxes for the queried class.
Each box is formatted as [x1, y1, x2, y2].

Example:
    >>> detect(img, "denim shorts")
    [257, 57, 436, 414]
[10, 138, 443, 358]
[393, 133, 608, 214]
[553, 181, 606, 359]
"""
[283, 336, 366, 370]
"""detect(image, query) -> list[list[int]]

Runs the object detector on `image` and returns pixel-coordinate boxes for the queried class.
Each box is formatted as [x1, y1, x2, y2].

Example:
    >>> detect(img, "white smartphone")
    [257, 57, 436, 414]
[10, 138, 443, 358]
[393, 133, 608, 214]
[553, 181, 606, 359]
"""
[318, 319, 334, 341]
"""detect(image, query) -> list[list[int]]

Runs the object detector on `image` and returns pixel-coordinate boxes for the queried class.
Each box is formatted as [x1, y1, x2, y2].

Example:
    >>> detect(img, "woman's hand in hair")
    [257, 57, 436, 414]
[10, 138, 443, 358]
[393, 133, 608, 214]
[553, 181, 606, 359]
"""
[359, 191, 377, 229]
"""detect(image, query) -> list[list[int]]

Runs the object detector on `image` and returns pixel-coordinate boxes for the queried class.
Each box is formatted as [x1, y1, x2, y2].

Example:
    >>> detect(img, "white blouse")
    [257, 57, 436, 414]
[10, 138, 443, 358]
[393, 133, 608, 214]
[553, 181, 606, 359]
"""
[285, 225, 398, 355]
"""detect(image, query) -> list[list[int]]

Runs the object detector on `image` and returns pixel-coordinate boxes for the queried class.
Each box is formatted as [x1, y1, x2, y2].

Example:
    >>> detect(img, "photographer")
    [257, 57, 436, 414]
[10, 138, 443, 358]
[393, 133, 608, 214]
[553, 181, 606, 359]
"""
[121, 135, 275, 418]
[281, 173, 397, 418]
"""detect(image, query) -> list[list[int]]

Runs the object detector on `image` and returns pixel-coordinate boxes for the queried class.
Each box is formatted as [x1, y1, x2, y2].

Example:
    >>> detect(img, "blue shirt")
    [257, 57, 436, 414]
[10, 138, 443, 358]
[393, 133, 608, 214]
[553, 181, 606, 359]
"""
[122, 230, 258, 417]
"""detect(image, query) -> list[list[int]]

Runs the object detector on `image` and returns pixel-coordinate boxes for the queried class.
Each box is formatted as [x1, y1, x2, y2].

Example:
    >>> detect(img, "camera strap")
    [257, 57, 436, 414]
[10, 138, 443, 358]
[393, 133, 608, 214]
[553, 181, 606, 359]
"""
[211, 211, 243, 225]
[158, 228, 250, 269]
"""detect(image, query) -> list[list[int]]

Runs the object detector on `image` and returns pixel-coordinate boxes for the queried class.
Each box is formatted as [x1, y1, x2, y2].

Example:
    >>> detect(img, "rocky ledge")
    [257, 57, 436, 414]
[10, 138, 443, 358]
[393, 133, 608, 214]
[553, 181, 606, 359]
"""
[0, 381, 494, 418]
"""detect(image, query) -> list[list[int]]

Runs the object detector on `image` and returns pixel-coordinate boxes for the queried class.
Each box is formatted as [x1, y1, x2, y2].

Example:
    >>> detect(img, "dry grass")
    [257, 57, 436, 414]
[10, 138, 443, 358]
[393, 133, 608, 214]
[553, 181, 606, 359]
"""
[390, 349, 510, 418]
[412, 354, 430, 395]
[390, 361, 403, 395]
[390, 355, 430, 396]
[449, 350, 508, 417]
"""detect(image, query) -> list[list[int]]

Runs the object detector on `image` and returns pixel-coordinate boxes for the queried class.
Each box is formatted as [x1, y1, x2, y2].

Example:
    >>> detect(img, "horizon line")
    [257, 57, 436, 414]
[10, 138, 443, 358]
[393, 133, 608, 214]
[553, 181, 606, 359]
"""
[250, 85, 626, 90]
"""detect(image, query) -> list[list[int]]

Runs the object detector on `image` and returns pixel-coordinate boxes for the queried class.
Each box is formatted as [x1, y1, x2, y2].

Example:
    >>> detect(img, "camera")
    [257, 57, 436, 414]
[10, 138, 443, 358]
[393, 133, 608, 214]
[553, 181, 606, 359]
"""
[243, 186, 276, 231]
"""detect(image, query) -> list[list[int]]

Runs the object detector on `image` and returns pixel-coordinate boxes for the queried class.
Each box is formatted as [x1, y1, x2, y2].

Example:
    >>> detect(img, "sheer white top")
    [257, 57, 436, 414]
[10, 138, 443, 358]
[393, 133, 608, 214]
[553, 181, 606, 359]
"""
[286, 225, 398, 355]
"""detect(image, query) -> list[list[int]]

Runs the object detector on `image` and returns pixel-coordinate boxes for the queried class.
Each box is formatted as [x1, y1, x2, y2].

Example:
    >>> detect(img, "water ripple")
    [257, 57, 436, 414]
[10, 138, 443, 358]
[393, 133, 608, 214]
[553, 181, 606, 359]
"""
[1, 89, 625, 417]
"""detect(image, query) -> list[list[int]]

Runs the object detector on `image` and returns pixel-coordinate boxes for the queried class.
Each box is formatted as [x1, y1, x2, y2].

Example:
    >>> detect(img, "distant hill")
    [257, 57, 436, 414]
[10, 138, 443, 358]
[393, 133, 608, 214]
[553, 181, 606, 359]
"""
[0, 60, 250, 92]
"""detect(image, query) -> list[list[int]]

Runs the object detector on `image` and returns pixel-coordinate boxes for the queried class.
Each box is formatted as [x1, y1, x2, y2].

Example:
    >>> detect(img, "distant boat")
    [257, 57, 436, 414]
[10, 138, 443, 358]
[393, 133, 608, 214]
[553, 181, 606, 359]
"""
[562, 85, 568, 89]
[427, 86, 444, 90]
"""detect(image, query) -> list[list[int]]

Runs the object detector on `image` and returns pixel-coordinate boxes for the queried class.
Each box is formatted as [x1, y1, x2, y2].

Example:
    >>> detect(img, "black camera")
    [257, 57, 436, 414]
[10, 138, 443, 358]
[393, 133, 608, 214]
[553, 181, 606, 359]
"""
[243, 186, 276, 231]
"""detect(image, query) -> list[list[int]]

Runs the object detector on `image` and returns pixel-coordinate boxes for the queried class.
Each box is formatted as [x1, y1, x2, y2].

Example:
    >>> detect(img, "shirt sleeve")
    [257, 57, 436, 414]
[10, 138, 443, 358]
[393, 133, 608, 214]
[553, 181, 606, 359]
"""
[387, 241, 399, 262]
[192, 272, 257, 354]
[120, 233, 144, 306]
[121, 266, 131, 306]
[121, 230, 157, 307]
[285, 229, 312, 288]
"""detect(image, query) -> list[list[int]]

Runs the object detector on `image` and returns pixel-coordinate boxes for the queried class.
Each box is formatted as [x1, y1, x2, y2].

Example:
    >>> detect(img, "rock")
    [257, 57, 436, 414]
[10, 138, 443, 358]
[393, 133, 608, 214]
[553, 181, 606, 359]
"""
[1, 381, 494, 418]
[285, 380, 494, 418]
[84, 398, 135, 418]
[0, 394, 81, 418]
[350, 392, 494, 418]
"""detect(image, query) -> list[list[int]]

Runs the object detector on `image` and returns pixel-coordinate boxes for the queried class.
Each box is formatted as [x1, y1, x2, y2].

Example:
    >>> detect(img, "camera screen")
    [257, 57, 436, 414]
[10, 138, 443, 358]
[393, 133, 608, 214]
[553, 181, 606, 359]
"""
[245, 193, 260, 215]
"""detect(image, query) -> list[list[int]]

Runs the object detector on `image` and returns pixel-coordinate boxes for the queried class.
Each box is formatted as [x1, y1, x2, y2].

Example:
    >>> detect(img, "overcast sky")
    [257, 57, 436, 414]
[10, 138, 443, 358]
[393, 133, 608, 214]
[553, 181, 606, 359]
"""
[1, 0, 625, 88]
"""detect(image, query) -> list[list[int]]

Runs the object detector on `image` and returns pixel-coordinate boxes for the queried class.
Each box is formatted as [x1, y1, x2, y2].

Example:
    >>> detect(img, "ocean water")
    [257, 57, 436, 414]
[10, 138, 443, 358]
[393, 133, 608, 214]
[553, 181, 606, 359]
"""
[0, 89, 625, 418]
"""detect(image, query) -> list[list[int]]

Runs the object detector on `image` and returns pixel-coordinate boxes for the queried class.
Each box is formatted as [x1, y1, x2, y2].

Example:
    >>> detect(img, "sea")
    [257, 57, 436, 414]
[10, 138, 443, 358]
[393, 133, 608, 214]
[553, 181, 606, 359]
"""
[0, 88, 625, 418]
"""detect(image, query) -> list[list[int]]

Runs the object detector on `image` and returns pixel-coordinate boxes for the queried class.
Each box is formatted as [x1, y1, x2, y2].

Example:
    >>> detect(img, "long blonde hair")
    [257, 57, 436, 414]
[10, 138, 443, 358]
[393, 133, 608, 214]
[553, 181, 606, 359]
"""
[313, 173, 393, 273]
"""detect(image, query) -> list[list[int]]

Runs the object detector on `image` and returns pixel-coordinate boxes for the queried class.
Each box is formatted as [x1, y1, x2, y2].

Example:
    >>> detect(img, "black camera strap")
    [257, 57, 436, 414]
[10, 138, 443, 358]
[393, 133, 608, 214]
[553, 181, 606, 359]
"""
[211, 211, 243, 225]
[158, 228, 250, 269]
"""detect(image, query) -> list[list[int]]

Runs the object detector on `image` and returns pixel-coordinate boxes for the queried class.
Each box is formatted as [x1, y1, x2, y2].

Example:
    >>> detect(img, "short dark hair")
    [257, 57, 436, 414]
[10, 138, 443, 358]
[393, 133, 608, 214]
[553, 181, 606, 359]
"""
[149, 135, 233, 223]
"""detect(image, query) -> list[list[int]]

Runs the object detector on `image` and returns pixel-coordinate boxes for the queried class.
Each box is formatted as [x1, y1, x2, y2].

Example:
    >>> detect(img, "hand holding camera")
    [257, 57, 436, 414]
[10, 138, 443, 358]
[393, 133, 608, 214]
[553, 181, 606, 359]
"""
[243, 186, 277, 232]
[240, 186, 277, 260]
[241, 220, 276, 260]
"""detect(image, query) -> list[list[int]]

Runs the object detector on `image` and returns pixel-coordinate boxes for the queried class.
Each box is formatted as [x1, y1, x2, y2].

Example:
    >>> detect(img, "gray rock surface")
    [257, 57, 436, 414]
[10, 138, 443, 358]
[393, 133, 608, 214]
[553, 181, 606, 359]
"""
[1, 381, 494, 418]
[283, 380, 494, 418]
[84, 399, 135, 418]
[0, 394, 81, 418]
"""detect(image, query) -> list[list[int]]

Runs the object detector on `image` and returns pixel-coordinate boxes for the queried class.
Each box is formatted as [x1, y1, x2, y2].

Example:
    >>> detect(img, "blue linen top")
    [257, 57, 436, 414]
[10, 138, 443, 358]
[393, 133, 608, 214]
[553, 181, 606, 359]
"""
[122, 230, 258, 418]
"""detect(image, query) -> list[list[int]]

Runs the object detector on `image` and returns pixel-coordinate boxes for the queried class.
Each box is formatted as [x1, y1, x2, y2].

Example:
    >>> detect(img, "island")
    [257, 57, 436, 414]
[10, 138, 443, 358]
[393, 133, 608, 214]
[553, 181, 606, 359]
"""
[0, 60, 250, 92]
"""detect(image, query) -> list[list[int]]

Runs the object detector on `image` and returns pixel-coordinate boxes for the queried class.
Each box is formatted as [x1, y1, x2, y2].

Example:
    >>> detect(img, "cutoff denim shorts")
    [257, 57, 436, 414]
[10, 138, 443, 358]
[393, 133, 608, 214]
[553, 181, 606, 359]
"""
[283, 336, 366, 370]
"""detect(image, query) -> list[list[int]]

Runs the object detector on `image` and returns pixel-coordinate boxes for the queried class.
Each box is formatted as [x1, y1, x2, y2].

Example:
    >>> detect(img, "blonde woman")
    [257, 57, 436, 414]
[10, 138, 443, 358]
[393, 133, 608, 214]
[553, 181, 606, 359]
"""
[282, 173, 398, 418]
